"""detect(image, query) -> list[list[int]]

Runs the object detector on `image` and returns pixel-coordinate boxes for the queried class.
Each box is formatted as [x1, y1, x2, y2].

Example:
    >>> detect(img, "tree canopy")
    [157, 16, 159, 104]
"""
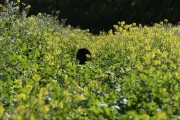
[3, 0, 180, 33]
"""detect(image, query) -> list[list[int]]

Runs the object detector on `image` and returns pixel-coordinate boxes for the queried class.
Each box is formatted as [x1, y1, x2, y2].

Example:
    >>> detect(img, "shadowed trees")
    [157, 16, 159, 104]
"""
[2, 0, 180, 33]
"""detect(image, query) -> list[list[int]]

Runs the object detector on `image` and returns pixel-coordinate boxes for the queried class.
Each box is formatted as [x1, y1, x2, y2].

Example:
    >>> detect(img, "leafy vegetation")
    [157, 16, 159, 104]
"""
[0, 2, 180, 120]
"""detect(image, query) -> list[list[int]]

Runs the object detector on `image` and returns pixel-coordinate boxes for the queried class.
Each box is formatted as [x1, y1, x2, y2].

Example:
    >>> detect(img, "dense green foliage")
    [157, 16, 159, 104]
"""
[0, 3, 180, 120]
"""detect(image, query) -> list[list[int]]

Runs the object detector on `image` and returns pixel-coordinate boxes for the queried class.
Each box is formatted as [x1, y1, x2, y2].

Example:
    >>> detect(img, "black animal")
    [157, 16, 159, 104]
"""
[76, 48, 91, 64]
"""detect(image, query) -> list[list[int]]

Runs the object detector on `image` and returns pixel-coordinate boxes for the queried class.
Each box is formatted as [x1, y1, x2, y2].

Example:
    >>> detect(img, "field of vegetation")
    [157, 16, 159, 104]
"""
[0, 2, 180, 120]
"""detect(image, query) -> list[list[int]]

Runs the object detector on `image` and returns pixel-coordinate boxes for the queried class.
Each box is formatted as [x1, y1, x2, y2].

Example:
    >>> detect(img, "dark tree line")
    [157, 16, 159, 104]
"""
[2, 0, 180, 33]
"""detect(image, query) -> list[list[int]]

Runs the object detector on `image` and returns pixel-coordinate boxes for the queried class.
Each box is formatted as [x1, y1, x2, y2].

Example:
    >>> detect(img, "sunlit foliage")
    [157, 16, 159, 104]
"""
[0, 2, 179, 120]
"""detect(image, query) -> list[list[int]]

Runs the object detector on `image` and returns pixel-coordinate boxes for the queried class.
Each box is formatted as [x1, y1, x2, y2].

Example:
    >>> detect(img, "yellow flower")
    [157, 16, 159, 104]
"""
[44, 53, 53, 61]
[30, 114, 35, 120]
[38, 13, 42, 16]
[32, 74, 41, 82]
[28, 16, 35, 22]
[154, 60, 161, 65]
[160, 21, 164, 25]
[50, 100, 59, 109]
[145, 45, 151, 51]
[113, 25, 118, 30]
[143, 54, 151, 65]
[174, 71, 180, 79]
[156, 111, 167, 120]
[40, 105, 49, 113]
[13, 115, 22, 120]
[140, 114, 150, 120]
[76, 94, 85, 101]
[0, 104, 4, 118]
[159, 88, 166, 93]
[76, 108, 84, 115]
[3, 7, 7, 11]
[120, 21, 126, 26]
[59, 102, 64, 108]
[14, 79, 22, 87]
[26, 84, 33, 91]
[15, 6, 19, 11]
[16, 93, 27, 100]
[27, 5, 31, 9]
[40, 88, 49, 96]
[55, 49, 62, 55]
[63, 90, 70, 98]
[170, 63, 176, 69]
[132, 23, 136, 26]
[16, 105, 28, 112]
[161, 64, 167, 69]
[161, 52, 168, 58]
[131, 54, 136, 60]
[135, 61, 143, 70]
[150, 51, 155, 59]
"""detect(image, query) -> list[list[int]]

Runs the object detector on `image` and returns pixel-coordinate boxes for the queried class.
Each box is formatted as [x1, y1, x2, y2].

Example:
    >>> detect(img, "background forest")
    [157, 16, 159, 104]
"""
[1, 0, 180, 33]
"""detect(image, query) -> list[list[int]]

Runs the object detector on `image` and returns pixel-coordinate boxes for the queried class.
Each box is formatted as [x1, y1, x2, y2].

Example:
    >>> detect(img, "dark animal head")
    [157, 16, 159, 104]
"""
[76, 48, 91, 64]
